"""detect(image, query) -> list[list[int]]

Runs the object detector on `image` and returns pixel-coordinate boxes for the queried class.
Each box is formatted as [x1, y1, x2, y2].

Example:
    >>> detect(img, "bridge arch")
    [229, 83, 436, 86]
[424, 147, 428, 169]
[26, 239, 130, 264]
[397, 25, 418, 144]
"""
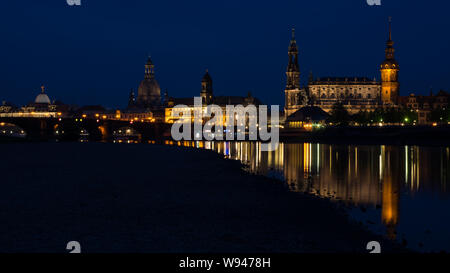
[0, 122, 27, 138]
[112, 126, 142, 143]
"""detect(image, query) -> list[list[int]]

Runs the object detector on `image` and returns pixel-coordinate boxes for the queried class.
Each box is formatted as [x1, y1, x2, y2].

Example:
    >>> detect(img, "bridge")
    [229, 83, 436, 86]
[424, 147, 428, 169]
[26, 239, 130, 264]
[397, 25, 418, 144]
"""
[0, 117, 172, 142]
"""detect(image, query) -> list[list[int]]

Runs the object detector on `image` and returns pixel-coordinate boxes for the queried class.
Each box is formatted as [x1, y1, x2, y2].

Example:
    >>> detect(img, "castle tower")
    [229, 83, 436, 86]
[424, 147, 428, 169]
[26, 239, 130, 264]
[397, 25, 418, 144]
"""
[284, 28, 302, 117]
[380, 18, 400, 105]
[200, 69, 213, 105]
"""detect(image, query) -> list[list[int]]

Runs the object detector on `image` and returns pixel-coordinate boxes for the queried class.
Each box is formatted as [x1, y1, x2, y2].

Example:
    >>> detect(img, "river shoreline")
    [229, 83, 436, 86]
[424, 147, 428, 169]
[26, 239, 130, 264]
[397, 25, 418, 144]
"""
[281, 126, 450, 147]
[0, 142, 406, 253]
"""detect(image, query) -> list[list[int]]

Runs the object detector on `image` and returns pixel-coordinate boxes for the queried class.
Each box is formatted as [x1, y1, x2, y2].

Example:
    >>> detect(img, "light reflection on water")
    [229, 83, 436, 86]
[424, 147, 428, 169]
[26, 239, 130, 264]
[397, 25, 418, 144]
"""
[164, 140, 450, 252]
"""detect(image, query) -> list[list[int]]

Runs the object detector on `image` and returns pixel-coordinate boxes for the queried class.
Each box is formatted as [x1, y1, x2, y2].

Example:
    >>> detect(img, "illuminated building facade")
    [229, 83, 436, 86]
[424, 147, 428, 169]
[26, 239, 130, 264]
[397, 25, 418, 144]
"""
[396, 90, 450, 125]
[308, 77, 381, 114]
[164, 70, 261, 124]
[117, 57, 165, 122]
[285, 19, 400, 117]
[0, 85, 62, 118]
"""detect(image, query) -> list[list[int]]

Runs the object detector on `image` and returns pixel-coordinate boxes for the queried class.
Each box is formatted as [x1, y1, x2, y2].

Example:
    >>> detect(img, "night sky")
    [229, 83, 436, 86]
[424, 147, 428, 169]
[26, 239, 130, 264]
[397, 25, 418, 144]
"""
[0, 0, 449, 108]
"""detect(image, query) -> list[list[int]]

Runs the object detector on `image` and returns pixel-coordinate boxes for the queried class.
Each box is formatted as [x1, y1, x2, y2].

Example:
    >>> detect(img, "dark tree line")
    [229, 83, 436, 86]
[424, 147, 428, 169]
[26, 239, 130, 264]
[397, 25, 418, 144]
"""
[327, 102, 442, 126]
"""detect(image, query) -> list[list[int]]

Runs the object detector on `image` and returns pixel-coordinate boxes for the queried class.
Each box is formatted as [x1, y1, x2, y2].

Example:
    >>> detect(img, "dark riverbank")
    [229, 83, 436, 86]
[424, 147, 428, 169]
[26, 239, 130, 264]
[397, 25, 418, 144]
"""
[281, 126, 450, 146]
[0, 142, 404, 253]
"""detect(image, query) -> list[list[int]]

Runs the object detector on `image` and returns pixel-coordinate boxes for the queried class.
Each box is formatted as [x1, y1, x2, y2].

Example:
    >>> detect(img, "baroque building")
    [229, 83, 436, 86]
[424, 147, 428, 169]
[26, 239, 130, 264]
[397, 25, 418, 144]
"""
[117, 57, 164, 122]
[165, 70, 261, 124]
[285, 19, 400, 116]
[0, 85, 65, 118]
[308, 77, 381, 114]
[135, 57, 161, 109]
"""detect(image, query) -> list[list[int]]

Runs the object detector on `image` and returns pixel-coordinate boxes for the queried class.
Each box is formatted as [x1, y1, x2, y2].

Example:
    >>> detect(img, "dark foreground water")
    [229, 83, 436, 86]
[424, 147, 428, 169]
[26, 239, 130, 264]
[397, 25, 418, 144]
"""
[1, 142, 397, 253]
[167, 141, 450, 252]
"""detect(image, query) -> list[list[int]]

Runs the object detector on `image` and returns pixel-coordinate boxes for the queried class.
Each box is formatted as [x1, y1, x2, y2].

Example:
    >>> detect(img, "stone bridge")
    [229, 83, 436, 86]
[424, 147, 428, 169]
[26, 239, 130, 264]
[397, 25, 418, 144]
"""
[0, 117, 172, 142]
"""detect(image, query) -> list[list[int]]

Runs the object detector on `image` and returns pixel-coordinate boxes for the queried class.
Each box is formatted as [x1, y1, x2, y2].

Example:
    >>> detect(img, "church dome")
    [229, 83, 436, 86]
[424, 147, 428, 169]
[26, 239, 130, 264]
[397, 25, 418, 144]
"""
[136, 57, 161, 107]
[137, 78, 161, 106]
[35, 85, 51, 104]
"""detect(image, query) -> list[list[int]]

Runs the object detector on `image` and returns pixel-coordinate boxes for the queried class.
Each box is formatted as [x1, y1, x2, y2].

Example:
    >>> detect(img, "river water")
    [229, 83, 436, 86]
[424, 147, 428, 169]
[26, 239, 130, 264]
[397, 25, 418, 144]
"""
[164, 140, 450, 252]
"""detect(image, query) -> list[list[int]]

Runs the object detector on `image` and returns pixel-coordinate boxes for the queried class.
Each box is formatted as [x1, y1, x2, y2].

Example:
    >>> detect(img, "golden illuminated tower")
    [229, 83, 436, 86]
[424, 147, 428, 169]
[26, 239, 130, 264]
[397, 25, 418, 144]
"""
[380, 18, 400, 105]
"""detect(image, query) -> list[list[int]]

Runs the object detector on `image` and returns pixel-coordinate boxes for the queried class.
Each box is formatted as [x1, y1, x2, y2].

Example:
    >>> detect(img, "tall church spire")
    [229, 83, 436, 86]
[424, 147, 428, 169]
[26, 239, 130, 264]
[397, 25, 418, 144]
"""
[388, 16, 392, 41]
[380, 17, 400, 105]
[385, 17, 395, 60]
[286, 28, 300, 90]
[284, 27, 304, 118]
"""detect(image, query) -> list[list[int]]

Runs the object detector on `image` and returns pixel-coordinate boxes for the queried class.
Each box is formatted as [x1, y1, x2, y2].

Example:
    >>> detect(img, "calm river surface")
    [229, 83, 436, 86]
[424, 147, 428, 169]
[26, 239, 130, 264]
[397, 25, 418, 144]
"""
[166, 140, 450, 252]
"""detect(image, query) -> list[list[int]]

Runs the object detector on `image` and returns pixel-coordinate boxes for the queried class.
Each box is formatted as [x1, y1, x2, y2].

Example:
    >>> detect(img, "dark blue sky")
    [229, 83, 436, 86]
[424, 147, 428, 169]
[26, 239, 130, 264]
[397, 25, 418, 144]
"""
[0, 0, 449, 108]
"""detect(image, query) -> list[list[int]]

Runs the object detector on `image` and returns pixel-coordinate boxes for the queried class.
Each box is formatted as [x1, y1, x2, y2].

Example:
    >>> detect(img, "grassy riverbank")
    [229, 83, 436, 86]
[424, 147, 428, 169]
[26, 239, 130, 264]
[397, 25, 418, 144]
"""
[0, 142, 404, 252]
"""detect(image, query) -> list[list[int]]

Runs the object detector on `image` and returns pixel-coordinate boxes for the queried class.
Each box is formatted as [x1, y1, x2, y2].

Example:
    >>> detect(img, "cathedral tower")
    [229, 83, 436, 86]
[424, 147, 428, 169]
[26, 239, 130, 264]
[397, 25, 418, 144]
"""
[286, 28, 300, 90]
[201, 69, 213, 105]
[284, 28, 303, 117]
[380, 18, 400, 105]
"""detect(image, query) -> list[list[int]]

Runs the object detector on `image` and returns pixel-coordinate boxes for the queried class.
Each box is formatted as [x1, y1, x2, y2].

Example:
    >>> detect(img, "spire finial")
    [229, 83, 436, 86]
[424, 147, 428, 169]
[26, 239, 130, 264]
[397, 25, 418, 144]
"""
[388, 16, 392, 41]
[41, 84, 45, 93]
[291, 27, 295, 39]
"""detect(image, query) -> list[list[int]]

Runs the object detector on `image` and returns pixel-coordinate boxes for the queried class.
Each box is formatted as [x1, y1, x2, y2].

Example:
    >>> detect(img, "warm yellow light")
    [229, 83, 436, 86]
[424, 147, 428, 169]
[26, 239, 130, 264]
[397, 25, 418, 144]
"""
[82, 114, 87, 118]
[102, 115, 107, 119]
[433, 123, 438, 127]
[95, 114, 100, 117]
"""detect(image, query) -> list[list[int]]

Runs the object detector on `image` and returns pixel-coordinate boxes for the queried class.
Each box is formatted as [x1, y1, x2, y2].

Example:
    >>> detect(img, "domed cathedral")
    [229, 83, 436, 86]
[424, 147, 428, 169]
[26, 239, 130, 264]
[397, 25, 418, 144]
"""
[27, 85, 57, 112]
[284, 28, 308, 118]
[380, 18, 400, 105]
[35, 85, 51, 104]
[136, 56, 161, 108]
